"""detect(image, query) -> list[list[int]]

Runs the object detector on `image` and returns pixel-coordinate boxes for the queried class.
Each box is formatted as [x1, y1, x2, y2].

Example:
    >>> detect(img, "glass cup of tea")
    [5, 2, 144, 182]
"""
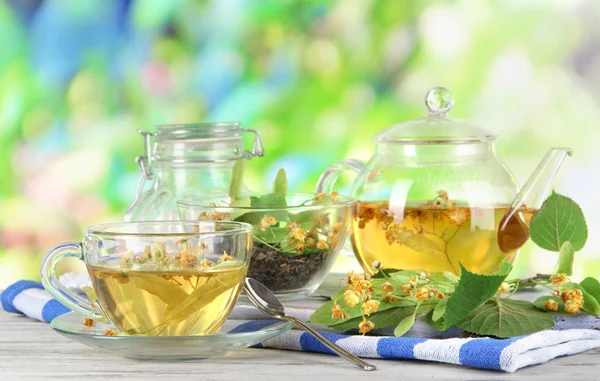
[40, 221, 253, 336]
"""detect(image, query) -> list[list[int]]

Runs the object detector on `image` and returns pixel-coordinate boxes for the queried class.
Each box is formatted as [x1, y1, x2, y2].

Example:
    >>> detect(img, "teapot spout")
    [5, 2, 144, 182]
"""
[498, 147, 572, 253]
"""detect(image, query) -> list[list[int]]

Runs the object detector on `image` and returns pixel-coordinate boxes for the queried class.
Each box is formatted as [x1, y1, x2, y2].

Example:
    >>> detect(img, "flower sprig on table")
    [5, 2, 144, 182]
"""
[311, 191, 598, 338]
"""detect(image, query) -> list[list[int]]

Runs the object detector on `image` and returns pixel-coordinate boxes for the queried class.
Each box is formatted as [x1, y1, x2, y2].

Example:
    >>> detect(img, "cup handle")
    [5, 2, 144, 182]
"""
[315, 159, 365, 194]
[40, 243, 104, 320]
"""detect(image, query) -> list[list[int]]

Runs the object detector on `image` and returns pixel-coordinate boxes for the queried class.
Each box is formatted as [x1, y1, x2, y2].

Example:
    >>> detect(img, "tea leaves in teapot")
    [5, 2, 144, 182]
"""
[529, 191, 588, 251]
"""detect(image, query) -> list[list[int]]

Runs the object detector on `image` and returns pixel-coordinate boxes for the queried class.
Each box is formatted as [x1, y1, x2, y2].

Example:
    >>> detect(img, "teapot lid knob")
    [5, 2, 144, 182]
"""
[425, 87, 454, 115]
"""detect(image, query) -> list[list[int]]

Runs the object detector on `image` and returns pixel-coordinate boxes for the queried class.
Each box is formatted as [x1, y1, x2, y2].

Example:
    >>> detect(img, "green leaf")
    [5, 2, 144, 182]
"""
[440, 263, 511, 329]
[251, 193, 287, 208]
[432, 299, 447, 321]
[254, 227, 290, 245]
[555, 241, 575, 276]
[229, 159, 245, 201]
[272, 168, 288, 197]
[394, 309, 417, 337]
[530, 191, 588, 252]
[458, 299, 555, 338]
[580, 277, 600, 305]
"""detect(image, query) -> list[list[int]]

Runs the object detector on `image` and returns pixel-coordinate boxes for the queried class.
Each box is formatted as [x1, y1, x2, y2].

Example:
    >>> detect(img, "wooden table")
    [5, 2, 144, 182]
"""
[2, 307, 600, 380]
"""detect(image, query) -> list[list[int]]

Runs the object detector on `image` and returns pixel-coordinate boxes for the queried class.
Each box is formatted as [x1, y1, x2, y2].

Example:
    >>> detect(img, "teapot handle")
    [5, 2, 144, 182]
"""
[316, 159, 364, 194]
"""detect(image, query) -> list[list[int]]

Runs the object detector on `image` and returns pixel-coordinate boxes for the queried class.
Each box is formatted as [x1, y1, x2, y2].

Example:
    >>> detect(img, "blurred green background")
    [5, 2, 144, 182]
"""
[1, 0, 598, 289]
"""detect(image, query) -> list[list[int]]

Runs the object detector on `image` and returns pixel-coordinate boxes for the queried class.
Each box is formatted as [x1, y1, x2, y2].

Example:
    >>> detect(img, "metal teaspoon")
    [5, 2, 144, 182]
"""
[243, 277, 377, 371]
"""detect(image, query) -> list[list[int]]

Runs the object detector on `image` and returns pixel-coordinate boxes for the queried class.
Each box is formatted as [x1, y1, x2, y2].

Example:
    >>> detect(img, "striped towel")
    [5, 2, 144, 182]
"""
[4, 280, 600, 372]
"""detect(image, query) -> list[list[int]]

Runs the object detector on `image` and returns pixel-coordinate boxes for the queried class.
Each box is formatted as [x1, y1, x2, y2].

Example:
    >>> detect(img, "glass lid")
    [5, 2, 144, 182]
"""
[373, 87, 497, 145]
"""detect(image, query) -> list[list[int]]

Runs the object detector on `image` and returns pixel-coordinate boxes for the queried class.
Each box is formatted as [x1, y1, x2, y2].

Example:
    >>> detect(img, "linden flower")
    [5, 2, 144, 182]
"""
[139, 245, 151, 263]
[383, 294, 397, 303]
[551, 274, 567, 286]
[416, 287, 431, 301]
[260, 216, 277, 231]
[290, 227, 307, 242]
[330, 191, 340, 202]
[362, 300, 380, 316]
[344, 271, 364, 287]
[316, 240, 329, 249]
[382, 282, 394, 293]
[152, 242, 166, 260]
[199, 258, 213, 269]
[561, 289, 584, 304]
[359, 316, 375, 335]
[437, 190, 449, 201]
[331, 300, 349, 320]
[103, 329, 117, 337]
[120, 251, 133, 268]
[401, 284, 412, 295]
[565, 300, 581, 314]
[498, 282, 510, 294]
[83, 317, 95, 328]
[445, 208, 470, 225]
[371, 260, 384, 273]
[316, 213, 330, 227]
[343, 290, 361, 308]
[406, 209, 429, 223]
[544, 299, 559, 312]
[314, 192, 325, 201]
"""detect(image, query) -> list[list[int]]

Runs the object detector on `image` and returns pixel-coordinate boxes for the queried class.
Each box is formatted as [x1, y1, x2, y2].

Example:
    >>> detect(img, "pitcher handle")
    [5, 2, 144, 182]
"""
[40, 243, 104, 320]
[316, 159, 365, 194]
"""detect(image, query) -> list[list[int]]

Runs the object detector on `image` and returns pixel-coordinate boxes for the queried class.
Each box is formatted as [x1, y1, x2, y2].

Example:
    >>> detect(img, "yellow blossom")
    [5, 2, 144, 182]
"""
[544, 299, 559, 312]
[416, 287, 431, 301]
[305, 237, 316, 248]
[565, 300, 581, 314]
[330, 191, 340, 202]
[199, 257, 213, 269]
[120, 251, 133, 268]
[290, 227, 307, 242]
[343, 290, 361, 308]
[260, 216, 277, 230]
[498, 282, 510, 294]
[103, 329, 117, 337]
[371, 260, 384, 273]
[316, 240, 329, 249]
[314, 193, 325, 201]
[401, 284, 412, 295]
[383, 294, 397, 303]
[437, 190, 449, 200]
[382, 282, 394, 293]
[289, 238, 305, 254]
[551, 274, 567, 286]
[362, 300, 380, 316]
[359, 316, 375, 335]
[83, 317, 95, 328]
[331, 300, 349, 321]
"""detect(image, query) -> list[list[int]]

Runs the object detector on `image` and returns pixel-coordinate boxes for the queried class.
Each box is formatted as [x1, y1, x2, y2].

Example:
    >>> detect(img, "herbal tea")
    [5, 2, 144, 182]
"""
[352, 198, 534, 275]
[89, 253, 246, 336]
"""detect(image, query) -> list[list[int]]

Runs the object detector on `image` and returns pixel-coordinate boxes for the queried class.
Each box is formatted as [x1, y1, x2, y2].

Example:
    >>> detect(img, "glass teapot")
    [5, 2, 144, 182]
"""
[316, 87, 572, 275]
[125, 122, 264, 221]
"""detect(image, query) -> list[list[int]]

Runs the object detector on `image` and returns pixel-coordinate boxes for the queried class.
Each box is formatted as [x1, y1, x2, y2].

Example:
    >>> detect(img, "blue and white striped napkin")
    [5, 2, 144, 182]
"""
[4, 280, 600, 372]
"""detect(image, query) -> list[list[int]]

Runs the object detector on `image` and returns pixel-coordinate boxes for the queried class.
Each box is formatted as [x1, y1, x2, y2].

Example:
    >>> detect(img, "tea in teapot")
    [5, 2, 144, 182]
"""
[318, 87, 571, 275]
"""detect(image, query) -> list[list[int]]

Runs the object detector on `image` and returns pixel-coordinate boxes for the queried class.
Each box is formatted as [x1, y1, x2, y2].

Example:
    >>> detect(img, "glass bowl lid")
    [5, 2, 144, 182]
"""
[373, 87, 497, 145]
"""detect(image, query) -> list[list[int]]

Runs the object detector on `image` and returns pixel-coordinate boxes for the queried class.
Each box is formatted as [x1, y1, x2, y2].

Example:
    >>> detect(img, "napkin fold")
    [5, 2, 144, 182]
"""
[4, 280, 600, 372]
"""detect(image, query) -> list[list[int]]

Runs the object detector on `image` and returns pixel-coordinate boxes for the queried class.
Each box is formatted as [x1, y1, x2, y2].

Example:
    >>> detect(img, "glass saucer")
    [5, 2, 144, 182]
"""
[51, 313, 293, 361]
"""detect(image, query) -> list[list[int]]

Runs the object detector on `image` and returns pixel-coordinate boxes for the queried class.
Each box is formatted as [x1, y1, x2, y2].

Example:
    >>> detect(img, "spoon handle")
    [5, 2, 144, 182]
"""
[284, 316, 376, 371]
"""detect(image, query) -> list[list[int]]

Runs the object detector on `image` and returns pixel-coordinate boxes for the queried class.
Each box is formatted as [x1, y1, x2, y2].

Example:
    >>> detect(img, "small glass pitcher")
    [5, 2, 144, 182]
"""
[125, 122, 264, 221]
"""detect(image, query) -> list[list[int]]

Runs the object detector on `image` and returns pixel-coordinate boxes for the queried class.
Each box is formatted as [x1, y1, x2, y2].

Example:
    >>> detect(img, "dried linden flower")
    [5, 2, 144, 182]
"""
[103, 329, 117, 337]
[316, 240, 329, 249]
[382, 282, 394, 293]
[343, 290, 361, 308]
[260, 216, 277, 231]
[437, 190, 449, 201]
[331, 300, 349, 321]
[305, 237, 316, 248]
[416, 286, 431, 301]
[362, 300, 380, 316]
[543, 299, 559, 312]
[359, 316, 375, 335]
[83, 317, 95, 328]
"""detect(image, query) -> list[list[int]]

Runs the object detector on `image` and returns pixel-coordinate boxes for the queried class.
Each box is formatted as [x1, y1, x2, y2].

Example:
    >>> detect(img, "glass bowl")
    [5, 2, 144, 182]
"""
[178, 193, 354, 300]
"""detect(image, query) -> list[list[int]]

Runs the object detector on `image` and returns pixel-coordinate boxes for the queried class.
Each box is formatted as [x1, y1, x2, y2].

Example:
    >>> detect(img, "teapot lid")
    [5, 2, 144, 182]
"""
[373, 87, 497, 145]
